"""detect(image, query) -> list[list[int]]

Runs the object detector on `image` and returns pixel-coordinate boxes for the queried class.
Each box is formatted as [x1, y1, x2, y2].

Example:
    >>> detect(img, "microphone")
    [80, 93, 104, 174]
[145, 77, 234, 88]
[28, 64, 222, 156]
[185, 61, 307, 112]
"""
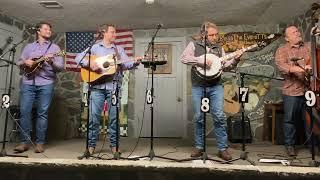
[100, 30, 106, 34]
[26, 27, 37, 30]
[25, 26, 37, 34]
[8, 36, 13, 42]
[97, 30, 104, 38]
[0, 36, 14, 55]
[290, 57, 304, 62]
[157, 23, 163, 28]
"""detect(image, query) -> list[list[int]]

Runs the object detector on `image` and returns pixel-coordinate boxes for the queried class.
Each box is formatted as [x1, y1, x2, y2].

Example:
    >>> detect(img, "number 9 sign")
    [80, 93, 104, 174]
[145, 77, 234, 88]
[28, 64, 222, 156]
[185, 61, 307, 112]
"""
[305, 90, 316, 107]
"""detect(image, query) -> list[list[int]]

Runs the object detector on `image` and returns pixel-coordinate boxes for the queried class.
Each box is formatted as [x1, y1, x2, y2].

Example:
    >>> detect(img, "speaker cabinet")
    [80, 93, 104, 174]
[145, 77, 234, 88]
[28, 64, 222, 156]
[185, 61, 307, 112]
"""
[227, 115, 252, 143]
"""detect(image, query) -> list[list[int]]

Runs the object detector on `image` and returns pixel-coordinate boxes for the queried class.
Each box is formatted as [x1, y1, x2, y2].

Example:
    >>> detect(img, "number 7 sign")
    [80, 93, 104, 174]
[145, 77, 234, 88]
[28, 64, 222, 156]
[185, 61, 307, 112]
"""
[239, 87, 249, 103]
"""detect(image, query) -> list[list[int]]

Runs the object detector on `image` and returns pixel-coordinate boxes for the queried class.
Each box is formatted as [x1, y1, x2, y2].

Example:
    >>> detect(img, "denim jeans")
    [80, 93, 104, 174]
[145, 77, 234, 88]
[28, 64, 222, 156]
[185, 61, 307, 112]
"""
[19, 83, 54, 144]
[192, 85, 228, 151]
[88, 89, 117, 148]
[283, 95, 305, 146]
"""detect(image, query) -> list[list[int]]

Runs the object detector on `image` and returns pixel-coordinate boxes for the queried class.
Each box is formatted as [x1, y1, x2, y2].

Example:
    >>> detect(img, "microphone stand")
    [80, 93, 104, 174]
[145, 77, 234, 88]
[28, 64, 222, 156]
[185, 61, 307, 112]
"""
[104, 59, 138, 161]
[0, 38, 28, 158]
[178, 33, 226, 164]
[77, 34, 105, 160]
[0, 65, 9, 68]
[224, 71, 284, 165]
[0, 58, 16, 66]
[130, 24, 177, 161]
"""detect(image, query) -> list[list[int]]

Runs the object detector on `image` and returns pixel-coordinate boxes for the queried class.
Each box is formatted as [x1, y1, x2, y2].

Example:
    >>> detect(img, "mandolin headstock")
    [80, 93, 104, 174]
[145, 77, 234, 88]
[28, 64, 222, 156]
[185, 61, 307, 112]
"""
[56, 50, 66, 56]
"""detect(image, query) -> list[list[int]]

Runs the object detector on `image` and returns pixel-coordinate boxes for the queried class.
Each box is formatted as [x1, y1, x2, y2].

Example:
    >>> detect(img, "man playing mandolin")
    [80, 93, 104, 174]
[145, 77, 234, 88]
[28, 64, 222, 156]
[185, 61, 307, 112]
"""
[15, 21, 64, 153]
[180, 21, 242, 161]
[75, 24, 141, 155]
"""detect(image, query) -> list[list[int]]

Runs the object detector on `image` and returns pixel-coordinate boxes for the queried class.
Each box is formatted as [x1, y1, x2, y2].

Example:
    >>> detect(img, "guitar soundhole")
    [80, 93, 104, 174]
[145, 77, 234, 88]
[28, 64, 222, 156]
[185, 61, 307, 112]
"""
[103, 61, 110, 68]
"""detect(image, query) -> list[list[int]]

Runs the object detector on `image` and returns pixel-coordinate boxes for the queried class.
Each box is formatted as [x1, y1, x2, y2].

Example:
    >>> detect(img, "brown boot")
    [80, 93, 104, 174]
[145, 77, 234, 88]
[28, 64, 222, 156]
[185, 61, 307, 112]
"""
[111, 147, 121, 154]
[190, 148, 203, 158]
[285, 146, 297, 157]
[34, 144, 45, 153]
[218, 149, 232, 161]
[88, 147, 95, 155]
[14, 144, 30, 153]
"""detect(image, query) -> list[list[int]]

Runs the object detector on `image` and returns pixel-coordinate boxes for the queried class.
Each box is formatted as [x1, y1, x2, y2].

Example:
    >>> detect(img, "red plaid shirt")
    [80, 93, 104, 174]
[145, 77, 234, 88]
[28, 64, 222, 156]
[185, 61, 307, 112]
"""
[275, 42, 311, 96]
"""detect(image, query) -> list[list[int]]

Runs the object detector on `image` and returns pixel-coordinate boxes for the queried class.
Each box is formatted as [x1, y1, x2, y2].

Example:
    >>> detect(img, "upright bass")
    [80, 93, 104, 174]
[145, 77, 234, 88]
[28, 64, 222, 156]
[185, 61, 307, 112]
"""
[305, 4, 320, 135]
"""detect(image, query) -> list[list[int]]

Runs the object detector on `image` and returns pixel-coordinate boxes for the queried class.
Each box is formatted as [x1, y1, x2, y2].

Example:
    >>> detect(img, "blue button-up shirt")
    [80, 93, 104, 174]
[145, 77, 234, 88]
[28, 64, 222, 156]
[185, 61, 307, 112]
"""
[17, 40, 64, 86]
[75, 41, 136, 90]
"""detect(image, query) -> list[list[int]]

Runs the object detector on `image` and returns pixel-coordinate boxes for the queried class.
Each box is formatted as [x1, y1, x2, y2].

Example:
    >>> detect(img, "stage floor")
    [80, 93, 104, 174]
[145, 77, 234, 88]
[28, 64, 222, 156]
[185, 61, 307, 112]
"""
[4, 138, 319, 166]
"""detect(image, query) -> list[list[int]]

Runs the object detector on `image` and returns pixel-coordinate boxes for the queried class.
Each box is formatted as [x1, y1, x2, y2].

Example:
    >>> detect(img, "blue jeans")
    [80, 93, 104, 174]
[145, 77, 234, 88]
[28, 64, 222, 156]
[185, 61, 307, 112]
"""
[88, 89, 117, 148]
[192, 85, 228, 151]
[19, 83, 54, 144]
[283, 95, 306, 146]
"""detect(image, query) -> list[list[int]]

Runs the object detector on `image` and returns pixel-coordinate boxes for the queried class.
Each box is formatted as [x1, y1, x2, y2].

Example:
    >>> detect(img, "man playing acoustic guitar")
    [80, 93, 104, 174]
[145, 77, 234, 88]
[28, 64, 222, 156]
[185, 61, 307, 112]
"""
[15, 21, 64, 153]
[75, 24, 141, 155]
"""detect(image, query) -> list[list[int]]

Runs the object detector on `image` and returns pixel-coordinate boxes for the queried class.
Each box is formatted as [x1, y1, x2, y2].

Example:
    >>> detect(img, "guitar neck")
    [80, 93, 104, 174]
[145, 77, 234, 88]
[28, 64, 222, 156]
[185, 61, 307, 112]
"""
[113, 58, 139, 65]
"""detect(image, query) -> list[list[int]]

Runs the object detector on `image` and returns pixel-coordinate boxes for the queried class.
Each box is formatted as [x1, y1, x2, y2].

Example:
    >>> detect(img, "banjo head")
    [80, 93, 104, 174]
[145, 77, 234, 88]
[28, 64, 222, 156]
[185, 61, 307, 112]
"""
[196, 54, 222, 77]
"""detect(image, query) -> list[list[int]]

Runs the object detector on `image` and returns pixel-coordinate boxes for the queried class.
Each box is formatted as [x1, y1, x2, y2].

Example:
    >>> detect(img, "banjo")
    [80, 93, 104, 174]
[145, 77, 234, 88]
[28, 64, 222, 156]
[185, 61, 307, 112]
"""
[192, 44, 259, 81]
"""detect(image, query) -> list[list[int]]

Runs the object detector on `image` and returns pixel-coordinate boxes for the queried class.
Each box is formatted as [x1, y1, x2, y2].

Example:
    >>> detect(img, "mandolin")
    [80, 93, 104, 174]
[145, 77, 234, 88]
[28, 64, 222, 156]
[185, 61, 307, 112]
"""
[23, 50, 65, 78]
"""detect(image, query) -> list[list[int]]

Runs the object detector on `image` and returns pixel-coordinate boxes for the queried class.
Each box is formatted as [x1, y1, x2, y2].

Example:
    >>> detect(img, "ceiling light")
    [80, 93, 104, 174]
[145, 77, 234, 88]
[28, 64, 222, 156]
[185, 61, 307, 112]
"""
[39, 1, 63, 9]
[146, 0, 154, 5]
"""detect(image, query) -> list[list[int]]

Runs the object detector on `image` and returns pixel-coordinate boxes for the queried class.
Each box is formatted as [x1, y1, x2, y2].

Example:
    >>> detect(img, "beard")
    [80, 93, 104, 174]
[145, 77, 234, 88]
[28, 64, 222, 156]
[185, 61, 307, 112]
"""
[294, 36, 303, 45]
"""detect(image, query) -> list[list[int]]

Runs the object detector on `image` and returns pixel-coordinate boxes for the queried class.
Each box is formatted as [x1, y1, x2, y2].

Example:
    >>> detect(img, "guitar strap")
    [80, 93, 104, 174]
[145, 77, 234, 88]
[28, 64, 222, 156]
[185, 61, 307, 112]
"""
[113, 44, 121, 60]
[43, 41, 53, 56]
[113, 44, 123, 73]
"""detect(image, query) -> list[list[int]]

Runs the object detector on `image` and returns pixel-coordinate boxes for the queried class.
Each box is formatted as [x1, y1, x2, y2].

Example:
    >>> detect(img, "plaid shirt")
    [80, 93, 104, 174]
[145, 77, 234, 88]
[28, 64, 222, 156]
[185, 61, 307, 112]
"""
[275, 42, 311, 96]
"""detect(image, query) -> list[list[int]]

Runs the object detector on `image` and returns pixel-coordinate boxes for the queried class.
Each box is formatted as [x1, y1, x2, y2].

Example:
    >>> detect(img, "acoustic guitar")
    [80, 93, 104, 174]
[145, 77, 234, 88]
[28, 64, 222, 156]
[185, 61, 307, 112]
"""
[80, 54, 144, 83]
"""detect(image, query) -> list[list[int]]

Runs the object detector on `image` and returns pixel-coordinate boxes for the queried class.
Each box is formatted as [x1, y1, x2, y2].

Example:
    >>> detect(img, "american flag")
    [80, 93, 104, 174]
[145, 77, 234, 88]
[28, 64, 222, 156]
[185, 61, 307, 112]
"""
[65, 30, 134, 72]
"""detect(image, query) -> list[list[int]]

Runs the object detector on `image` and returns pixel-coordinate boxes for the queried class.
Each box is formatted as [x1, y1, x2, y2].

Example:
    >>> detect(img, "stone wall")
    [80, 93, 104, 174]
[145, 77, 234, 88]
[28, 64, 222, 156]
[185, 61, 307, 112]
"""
[47, 33, 82, 140]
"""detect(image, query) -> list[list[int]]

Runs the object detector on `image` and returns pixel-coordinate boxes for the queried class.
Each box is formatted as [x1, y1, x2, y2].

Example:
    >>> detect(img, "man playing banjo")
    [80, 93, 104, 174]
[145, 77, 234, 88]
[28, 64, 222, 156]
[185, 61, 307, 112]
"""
[180, 21, 243, 161]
